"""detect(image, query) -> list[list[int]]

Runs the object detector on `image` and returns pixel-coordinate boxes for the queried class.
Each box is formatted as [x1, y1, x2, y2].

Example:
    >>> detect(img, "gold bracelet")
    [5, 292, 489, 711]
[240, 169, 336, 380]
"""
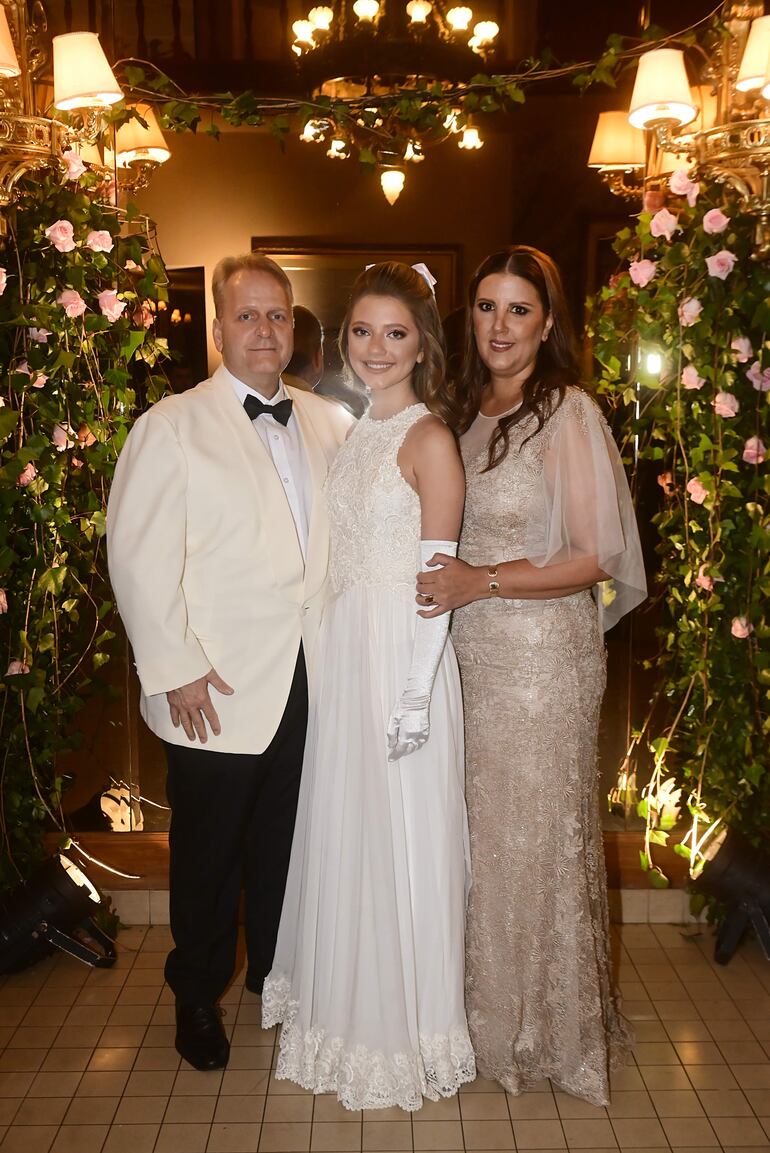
[488, 566, 500, 597]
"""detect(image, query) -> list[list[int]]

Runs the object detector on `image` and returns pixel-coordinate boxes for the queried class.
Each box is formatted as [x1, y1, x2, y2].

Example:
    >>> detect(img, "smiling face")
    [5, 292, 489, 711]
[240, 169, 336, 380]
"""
[346, 293, 423, 399]
[472, 272, 553, 389]
[212, 269, 293, 397]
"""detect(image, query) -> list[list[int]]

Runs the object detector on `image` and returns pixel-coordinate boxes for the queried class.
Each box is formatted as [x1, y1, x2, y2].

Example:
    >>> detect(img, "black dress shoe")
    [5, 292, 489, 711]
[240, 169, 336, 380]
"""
[175, 1004, 230, 1070]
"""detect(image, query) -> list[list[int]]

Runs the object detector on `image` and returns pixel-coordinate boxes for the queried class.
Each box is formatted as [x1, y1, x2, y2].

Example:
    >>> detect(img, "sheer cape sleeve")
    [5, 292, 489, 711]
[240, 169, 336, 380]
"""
[525, 388, 647, 632]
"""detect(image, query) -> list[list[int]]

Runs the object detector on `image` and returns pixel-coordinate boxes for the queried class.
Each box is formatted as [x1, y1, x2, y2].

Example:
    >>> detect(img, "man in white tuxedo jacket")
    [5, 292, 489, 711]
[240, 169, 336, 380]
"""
[107, 253, 351, 1070]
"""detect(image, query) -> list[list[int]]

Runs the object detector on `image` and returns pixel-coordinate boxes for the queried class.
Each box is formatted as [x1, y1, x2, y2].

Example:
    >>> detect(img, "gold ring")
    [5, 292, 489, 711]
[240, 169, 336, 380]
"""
[423, 594, 434, 604]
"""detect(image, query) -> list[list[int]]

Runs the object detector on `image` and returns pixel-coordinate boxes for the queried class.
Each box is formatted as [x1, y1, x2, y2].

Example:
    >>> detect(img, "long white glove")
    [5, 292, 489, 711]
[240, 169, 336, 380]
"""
[387, 539, 458, 762]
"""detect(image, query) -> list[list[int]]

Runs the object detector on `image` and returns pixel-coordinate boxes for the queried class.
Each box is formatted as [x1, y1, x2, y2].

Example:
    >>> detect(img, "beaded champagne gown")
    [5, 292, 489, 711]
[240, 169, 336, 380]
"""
[451, 387, 645, 1106]
[262, 403, 475, 1111]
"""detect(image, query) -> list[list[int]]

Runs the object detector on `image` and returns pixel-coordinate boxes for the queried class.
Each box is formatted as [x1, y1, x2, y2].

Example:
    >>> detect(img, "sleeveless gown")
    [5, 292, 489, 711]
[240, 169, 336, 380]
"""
[262, 403, 475, 1111]
[452, 388, 637, 1107]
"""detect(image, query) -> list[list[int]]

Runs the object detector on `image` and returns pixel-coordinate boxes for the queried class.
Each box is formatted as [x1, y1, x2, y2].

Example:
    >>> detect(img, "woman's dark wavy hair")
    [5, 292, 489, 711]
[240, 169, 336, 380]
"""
[457, 245, 581, 471]
[339, 262, 454, 426]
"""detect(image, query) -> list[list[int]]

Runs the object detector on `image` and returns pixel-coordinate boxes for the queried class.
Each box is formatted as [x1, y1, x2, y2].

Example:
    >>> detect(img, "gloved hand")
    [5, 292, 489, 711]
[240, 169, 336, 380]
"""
[387, 540, 457, 761]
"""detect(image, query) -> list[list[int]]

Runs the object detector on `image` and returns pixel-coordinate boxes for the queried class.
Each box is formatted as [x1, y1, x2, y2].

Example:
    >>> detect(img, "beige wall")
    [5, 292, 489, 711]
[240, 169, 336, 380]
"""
[136, 126, 515, 372]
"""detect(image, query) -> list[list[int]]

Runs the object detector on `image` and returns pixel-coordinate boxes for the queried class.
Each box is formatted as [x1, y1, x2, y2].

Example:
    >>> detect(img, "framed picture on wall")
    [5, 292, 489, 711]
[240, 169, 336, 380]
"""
[250, 239, 462, 330]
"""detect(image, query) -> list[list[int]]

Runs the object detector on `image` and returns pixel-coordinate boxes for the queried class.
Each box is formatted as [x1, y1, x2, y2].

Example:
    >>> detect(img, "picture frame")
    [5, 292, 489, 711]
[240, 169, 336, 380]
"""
[250, 239, 462, 330]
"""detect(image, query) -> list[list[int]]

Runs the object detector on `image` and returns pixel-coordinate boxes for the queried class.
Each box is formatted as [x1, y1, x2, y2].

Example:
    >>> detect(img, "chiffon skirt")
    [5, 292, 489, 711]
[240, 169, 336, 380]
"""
[262, 584, 475, 1110]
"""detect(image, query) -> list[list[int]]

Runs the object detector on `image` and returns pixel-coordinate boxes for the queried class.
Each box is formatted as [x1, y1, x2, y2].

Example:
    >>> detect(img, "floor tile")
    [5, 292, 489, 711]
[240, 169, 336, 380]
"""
[101, 1124, 159, 1153]
[607, 1092, 656, 1119]
[155, 1123, 211, 1153]
[660, 1117, 718, 1146]
[113, 1096, 168, 1124]
[561, 1118, 617, 1147]
[685, 1067, 739, 1091]
[165, 1095, 218, 1123]
[209, 1121, 264, 1152]
[50, 1124, 110, 1152]
[63, 1097, 120, 1125]
[11, 1097, 69, 1125]
[649, 1090, 705, 1118]
[258, 1121, 313, 1151]
[309, 1121, 362, 1151]
[313, 1096, 361, 1123]
[264, 1096, 313, 1123]
[0, 1125, 58, 1152]
[414, 1098, 459, 1120]
[459, 1119, 514, 1149]
[510, 1118, 566, 1149]
[553, 1092, 607, 1119]
[710, 1116, 770, 1145]
[362, 1120, 413, 1150]
[506, 1092, 558, 1119]
[412, 1120, 465, 1150]
[696, 1090, 754, 1117]
[610, 1117, 669, 1147]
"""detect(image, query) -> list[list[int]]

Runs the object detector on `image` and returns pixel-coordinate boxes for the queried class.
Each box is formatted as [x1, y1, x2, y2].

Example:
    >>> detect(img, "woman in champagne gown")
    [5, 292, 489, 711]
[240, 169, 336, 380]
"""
[416, 247, 646, 1106]
[262, 263, 475, 1110]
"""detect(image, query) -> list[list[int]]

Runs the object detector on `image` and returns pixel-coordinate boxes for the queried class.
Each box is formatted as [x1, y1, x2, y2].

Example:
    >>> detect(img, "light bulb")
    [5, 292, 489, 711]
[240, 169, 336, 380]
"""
[300, 119, 324, 142]
[380, 168, 405, 205]
[468, 35, 481, 52]
[472, 20, 498, 44]
[458, 125, 483, 150]
[308, 5, 333, 29]
[646, 352, 662, 376]
[327, 138, 350, 158]
[292, 19, 315, 40]
[446, 6, 472, 31]
[353, 0, 379, 21]
[404, 140, 425, 162]
[443, 109, 461, 133]
[407, 0, 432, 23]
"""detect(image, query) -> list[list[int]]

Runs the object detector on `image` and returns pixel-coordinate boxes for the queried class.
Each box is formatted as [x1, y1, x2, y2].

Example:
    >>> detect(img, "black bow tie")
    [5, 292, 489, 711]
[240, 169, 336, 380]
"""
[243, 393, 293, 427]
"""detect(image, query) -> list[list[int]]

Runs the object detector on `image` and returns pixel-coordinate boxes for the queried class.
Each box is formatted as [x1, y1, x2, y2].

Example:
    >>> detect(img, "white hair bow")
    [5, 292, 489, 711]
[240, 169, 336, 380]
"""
[364, 261, 437, 293]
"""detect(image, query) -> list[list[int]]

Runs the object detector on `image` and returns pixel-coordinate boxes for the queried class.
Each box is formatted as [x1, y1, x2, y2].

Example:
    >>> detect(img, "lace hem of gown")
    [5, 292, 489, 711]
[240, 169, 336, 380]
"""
[262, 974, 477, 1111]
[476, 1014, 633, 1108]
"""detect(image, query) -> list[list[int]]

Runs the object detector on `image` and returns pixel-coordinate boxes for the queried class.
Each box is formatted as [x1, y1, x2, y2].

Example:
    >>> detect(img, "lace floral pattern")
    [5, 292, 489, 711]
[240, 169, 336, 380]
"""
[263, 973, 476, 1112]
[451, 388, 632, 1107]
[326, 404, 428, 597]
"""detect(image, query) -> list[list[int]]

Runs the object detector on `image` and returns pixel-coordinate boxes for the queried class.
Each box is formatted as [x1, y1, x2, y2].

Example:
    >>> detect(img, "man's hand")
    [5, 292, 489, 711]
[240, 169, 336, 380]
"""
[166, 669, 235, 743]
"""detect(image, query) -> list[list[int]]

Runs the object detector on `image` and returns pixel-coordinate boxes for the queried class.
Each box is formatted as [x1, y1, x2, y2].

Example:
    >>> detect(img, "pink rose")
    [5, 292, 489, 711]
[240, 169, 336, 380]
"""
[731, 336, 752, 363]
[6, 660, 30, 675]
[714, 391, 739, 418]
[747, 361, 770, 391]
[97, 289, 127, 323]
[703, 208, 730, 235]
[52, 423, 75, 451]
[686, 477, 708, 504]
[0, 589, 7, 614]
[45, 219, 76, 253]
[650, 208, 679, 241]
[0, 268, 6, 296]
[731, 616, 753, 639]
[695, 564, 713, 592]
[124, 259, 142, 272]
[678, 297, 702, 327]
[62, 149, 87, 181]
[743, 436, 766, 464]
[85, 229, 114, 253]
[668, 169, 692, 196]
[132, 302, 155, 329]
[706, 250, 737, 280]
[17, 462, 37, 487]
[657, 471, 674, 495]
[57, 288, 86, 318]
[681, 365, 705, 391]
[628, 259, 657, 288]
[30, 371, 47, 389]
[28, 327, 50, 343]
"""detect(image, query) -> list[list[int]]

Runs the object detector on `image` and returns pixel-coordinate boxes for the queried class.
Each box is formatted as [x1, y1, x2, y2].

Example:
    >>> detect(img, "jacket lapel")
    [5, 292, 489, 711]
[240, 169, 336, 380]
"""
[206, 366, 305, 598]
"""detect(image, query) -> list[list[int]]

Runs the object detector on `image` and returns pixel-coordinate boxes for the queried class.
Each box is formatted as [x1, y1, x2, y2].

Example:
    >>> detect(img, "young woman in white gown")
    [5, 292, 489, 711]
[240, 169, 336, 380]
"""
[262, 262, 475, 1111]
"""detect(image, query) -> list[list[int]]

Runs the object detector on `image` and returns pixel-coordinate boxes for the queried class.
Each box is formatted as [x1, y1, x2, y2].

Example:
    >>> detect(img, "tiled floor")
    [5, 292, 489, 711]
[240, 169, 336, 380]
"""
[0, 921, 769, 1153]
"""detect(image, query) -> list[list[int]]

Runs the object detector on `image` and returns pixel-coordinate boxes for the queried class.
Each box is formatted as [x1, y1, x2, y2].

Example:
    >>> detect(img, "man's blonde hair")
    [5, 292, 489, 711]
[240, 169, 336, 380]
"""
[211, 253, 294, 317]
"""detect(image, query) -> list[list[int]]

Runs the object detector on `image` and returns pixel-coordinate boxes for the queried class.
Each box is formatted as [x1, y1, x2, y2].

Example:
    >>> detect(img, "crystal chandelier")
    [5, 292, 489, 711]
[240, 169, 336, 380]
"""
[587, 1, 770, 257]
[291, 0, 499, 203]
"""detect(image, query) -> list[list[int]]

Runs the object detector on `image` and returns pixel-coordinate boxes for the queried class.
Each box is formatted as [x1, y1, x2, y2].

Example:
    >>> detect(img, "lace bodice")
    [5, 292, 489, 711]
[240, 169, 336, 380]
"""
[326, 404, 428, 596]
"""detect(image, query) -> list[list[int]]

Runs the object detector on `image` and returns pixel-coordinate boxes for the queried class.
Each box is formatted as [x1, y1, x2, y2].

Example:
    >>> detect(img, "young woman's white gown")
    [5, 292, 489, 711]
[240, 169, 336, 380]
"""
[262, 403, 475, 1111]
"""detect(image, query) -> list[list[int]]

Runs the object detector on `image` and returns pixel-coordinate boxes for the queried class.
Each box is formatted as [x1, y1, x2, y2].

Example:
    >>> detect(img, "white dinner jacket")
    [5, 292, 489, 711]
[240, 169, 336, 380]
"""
[106, 365, 352, 754]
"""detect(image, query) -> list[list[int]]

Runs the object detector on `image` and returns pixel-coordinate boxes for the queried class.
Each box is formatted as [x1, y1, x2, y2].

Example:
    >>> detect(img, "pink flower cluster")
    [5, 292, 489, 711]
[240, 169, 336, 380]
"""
[650, 208, 679, 242]
[45, 219, 75, 253]
[731, 617, 753, 639]
[731, 336, 753, 363]
[678, 298, 702, 328]
[17, 462, 37, 487]
[695, 564, 713, 592]
[61, 150, 86, 181]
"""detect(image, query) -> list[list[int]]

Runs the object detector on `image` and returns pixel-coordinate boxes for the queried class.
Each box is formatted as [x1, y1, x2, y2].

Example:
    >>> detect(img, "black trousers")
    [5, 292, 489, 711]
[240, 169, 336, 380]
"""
[163, 646, 308, 1006]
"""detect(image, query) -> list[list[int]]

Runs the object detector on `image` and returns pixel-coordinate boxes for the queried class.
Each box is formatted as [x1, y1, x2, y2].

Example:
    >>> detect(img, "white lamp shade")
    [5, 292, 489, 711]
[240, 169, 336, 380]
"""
[115, 104, 171, 165]
[737, 15, 770, 91]
[0, 8, 20, 78]
[53, 32, 123, 110]
[628, 49, 696, 129]
[588, 111, 645, 170]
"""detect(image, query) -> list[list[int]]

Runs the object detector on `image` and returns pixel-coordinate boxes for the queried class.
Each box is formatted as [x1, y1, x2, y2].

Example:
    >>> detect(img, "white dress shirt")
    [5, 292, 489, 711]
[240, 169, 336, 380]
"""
[225, 367, 313, 560]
